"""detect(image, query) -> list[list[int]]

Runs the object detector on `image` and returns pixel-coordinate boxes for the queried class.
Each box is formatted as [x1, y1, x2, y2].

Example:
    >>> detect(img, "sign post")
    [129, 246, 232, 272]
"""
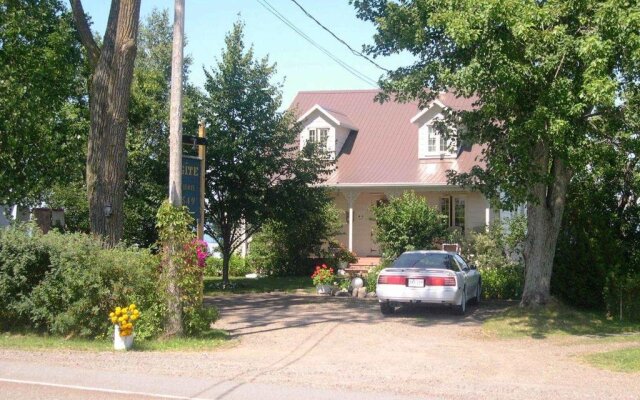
[197, 123, 206, 240]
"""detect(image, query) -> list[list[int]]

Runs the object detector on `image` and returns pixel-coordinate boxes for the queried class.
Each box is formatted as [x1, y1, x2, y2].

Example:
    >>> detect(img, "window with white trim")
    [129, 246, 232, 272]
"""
[420, 124, 457, 158]
[308, 128, 329, 149]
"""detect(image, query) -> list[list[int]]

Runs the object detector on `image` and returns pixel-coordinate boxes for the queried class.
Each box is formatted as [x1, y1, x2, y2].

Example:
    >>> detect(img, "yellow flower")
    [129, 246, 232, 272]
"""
[110, 317, 118, 324]
[109, 312, 115, 318]
[130, 315, 137, 321]
[129, 304, 136, 311]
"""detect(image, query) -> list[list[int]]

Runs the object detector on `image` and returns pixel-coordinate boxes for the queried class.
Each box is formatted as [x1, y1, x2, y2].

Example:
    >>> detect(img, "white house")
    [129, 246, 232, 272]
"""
[291, 89, 498, 262]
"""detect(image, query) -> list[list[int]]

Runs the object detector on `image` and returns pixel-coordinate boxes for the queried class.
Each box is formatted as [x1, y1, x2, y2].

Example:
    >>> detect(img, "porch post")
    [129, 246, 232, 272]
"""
[485, 206, 490, 231]
[345, 191, 359, 252]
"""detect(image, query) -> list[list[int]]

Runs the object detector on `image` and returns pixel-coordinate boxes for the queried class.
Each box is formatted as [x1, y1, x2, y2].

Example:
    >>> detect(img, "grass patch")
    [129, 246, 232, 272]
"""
[585, 347, 640, 372]
[483, 300, 640, 339]
[0, 329, 231, 352]
[204, 276, 314, 295]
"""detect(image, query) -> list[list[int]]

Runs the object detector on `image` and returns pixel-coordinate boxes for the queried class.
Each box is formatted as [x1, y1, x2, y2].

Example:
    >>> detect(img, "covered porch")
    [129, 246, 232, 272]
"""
[331, 186, 495, 259]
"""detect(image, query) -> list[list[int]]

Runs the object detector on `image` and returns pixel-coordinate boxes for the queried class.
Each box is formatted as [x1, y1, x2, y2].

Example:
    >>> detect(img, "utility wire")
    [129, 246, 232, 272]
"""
[255, 0, 379, 87]
[289, 0, 391, 73]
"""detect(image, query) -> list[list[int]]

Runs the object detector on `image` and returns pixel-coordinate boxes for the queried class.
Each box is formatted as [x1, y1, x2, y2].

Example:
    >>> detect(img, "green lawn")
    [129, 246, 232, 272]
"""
[482, 300, 640, 339]
[584, 347, 640, 373]
[204, 275, 315, 295]
[0, 329, 232, 352]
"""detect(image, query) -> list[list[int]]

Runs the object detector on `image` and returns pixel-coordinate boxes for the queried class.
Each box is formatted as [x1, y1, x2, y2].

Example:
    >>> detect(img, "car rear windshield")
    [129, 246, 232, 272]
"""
[391, 253, 451, 269]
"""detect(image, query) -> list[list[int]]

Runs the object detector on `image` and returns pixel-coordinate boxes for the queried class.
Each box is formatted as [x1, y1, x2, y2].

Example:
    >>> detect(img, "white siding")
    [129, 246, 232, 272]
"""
[299, 112, 337, 158]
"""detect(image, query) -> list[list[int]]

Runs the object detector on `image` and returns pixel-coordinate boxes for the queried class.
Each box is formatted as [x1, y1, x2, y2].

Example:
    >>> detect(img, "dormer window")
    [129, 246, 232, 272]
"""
[411, 100, 459, 159]
[308, 128, 329, 149]
[425, 125, 456, 156]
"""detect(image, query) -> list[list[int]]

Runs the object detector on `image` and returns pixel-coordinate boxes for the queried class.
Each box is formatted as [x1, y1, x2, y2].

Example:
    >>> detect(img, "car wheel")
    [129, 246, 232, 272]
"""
[471, 281, 481, 305]
[455, 289, 466, 315]
[380, 302, 395, 316]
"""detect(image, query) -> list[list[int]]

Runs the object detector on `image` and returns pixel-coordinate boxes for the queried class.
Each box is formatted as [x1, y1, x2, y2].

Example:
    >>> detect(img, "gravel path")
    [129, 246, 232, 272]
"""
[1, 293, 638, 399]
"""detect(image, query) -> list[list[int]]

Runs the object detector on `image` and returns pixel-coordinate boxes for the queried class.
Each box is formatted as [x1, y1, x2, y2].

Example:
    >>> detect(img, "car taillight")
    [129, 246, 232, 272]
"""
[425, 276, 456, 286]
[378, 275, 406, 285]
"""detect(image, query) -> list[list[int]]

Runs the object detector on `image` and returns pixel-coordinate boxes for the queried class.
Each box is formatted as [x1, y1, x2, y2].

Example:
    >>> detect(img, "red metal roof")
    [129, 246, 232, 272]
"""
[290, 89, 484, 187]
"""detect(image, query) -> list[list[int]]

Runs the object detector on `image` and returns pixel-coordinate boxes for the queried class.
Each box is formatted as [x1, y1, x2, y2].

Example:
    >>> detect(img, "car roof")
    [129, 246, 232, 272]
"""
[401, 250, 456, 256]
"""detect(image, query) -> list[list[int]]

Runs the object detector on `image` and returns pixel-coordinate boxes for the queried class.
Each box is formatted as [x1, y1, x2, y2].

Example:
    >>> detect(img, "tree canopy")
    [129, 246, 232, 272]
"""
[202, 21, 330, 285]
[0, 0, 87, 205]
[353, 0, 640, 306]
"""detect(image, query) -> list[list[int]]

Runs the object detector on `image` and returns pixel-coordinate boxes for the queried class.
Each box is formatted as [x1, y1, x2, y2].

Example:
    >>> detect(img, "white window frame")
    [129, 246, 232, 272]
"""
[422, 124, 457, 158]
[308, 128, 329, 149]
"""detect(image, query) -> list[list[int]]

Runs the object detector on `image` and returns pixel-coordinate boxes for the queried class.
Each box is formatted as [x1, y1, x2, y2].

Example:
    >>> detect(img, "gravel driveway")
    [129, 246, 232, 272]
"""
[1, 293, 638, 399]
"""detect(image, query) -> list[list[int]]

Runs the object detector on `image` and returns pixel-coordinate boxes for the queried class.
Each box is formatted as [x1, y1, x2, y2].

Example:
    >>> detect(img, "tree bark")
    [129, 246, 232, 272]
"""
[70, 0, 141, 247]
[521, 142, 571, 307]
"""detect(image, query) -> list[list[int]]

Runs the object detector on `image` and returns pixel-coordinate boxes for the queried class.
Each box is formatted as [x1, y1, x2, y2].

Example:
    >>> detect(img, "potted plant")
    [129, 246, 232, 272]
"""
[109, 304, 140, 350]
[311, 264, 335, 294]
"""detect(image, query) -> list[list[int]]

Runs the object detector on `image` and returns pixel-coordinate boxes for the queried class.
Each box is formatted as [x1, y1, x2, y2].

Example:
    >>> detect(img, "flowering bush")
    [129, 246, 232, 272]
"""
[311, 264, 335, 286]
[185, 239, 209, 268]
[109, 304, 140, 337]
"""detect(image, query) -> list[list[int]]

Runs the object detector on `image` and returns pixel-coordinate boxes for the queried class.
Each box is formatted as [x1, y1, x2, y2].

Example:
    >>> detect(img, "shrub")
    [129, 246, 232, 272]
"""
[372, 191, 448, 261]
[205, 254, 252, 277]
[0, 224, 52, 327]
[464, 216, 525, 300]
[0, 225, 165, 339]
[248, 202, 343, 276]
[366, 263, 386, 293]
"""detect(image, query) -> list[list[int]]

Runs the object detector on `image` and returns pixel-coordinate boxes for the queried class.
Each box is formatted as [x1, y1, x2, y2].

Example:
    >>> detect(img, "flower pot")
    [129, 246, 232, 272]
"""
[316, 284, 333, 295]
[113, 325, 134, 351]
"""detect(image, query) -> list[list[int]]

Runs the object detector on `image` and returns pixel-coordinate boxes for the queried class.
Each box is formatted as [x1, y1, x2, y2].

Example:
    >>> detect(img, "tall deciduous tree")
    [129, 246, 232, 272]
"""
[203, 21, 329, 286]
[353, 0, 640, 306]
[0, 0, 87, 205]
[69, 0, 141, 247]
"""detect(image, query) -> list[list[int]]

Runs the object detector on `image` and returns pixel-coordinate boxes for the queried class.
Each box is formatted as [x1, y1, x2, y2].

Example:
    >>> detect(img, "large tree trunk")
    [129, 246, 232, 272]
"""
[521, 144, 571, 307]
[70, 0, 141, 247]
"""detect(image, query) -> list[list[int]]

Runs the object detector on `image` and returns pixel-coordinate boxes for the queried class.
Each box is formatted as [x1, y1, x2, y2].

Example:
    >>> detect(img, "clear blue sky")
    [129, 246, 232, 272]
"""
[83, 0, 413, 107]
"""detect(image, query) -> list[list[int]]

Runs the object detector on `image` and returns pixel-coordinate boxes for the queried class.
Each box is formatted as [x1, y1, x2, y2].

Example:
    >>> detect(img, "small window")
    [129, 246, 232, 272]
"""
[440, 196, 465, 234]
[308, 128, 329, 149]
[423, 124, 456, 156]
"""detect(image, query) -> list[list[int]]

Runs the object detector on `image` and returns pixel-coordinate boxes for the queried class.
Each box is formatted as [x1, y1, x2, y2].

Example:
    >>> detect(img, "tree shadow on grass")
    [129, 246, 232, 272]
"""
[481, 300, 640, 339]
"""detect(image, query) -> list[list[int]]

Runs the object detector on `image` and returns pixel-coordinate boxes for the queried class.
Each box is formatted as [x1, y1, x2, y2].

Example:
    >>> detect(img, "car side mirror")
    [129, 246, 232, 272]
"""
[469, 264, 477, 270]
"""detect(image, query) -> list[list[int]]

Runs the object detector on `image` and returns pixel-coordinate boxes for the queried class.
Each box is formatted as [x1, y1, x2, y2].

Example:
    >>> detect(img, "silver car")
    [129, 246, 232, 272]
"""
[376, 250, 481, 315]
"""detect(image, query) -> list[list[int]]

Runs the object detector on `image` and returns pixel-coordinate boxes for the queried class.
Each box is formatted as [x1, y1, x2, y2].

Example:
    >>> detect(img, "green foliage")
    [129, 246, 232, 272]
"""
[366, 263, 386, 294]
[47, 181, 90, 233]
[353, 0, 640, 305]
[0, 0, 88, 204]
[465, 216, 525, 299]
[552, 126, 640, 319]
[0, 224, 52, 326]
[247, 200, 343, 276]
[202, 20, 330, 283]
[372, 191, 448, 261]
[205, 255, 252, 277]
[156, 201, 217, 335]
[0, 226, 164, 339]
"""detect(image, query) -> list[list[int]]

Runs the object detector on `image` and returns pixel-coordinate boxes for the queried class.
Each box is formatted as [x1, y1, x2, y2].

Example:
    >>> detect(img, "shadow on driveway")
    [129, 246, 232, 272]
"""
[205, 294, 513, 337]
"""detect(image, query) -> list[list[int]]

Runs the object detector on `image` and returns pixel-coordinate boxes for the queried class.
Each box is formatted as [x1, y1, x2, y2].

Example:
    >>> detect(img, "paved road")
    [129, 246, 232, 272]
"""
[0, 294, 638, 399]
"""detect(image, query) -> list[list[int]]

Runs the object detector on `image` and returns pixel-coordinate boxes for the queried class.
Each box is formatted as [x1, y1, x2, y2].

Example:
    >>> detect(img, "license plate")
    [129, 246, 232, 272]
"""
[407, 278, 424, 288]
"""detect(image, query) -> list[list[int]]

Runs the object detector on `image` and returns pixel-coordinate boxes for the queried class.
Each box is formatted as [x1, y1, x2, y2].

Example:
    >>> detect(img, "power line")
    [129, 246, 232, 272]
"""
[255, 0, 379, 87]
[289, 0, 391, 73]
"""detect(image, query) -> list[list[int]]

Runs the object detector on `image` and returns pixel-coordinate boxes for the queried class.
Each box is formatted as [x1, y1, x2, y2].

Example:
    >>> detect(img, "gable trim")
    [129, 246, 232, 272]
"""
[297, 104, 358, 131]
[409, 99, 447, 124]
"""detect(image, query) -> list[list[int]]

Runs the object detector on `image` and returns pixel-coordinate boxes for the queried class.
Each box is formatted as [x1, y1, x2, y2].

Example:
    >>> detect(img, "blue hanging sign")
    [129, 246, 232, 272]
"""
[182, 155, 201, 219]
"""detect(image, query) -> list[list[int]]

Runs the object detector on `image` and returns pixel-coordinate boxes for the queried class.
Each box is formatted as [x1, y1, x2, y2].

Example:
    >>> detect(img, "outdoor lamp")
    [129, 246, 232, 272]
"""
[104, 203, 112, 218]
